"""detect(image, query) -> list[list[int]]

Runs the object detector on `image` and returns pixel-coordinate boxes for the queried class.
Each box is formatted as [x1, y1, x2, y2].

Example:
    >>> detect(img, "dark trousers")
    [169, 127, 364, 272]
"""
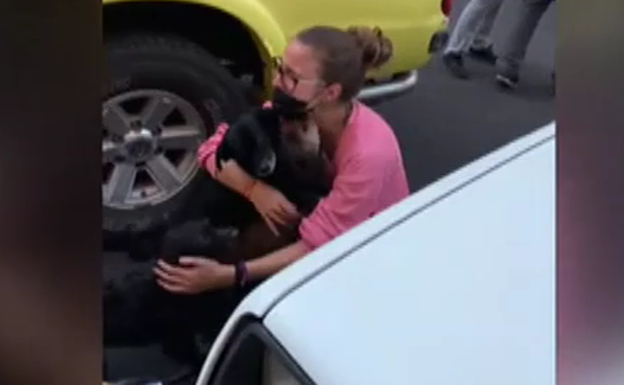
[497, 0, 554, 75]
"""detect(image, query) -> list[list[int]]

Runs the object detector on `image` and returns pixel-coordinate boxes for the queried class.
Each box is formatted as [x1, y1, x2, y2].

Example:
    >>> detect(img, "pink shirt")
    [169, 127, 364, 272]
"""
[197, 101, 409, 250]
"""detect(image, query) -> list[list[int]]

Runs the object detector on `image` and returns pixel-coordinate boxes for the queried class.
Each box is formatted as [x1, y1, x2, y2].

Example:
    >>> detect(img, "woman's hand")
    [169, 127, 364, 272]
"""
[248, 180, 300, 236]
[214, 160, 299, 234]
[153, 257, 234, 294]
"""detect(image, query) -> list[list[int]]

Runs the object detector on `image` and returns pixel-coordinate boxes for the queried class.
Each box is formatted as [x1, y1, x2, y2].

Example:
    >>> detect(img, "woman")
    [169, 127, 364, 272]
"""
[154, 25, 410, 295]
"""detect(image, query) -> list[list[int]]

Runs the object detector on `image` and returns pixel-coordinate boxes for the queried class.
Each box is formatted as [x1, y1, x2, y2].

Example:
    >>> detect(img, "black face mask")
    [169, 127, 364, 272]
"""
[271, 87, 310, 121]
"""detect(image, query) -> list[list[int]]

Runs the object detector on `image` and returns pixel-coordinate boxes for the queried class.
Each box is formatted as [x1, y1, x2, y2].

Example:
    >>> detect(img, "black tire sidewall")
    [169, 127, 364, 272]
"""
[103, 35, 249, 236]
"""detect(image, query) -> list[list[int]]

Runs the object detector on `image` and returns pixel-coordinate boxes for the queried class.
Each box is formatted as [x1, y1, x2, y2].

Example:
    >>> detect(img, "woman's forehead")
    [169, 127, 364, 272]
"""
[283, 40, 320, 78]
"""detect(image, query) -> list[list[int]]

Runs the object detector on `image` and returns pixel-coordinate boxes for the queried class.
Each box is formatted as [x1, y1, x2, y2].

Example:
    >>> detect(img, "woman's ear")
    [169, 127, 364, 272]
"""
[324, 83, 343, 103]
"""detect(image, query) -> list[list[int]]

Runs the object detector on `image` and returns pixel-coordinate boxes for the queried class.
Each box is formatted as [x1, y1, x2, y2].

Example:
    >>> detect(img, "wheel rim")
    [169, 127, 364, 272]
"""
[102, 89, 206, 210]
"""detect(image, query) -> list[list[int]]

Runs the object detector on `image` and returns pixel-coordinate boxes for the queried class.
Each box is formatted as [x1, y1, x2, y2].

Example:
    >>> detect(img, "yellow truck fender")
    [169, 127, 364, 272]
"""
[103, 0, 287, 91]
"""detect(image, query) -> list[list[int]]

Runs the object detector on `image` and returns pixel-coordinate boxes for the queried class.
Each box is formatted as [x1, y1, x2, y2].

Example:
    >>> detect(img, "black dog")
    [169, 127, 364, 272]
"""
[125, 106, 330, 261]
[103, 106, 331, 367]
[214, 106, 329, 219]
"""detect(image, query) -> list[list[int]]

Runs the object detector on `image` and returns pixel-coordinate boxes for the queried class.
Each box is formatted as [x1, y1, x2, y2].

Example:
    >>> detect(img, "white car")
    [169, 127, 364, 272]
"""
[195, 122, 556, 385]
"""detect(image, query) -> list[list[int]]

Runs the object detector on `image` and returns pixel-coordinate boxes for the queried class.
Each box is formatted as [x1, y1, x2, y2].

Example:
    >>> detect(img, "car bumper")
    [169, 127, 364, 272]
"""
[357, 26, 448, 104]
[357, 70, 419, 103]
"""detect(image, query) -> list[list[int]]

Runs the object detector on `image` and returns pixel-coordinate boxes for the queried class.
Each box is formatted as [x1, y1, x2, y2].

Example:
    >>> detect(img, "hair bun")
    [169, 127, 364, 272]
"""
[347, 26, 393, 70]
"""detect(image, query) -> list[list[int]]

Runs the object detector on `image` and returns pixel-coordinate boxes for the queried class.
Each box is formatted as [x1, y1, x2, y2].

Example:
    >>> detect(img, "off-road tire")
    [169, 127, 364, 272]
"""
[103, 34, 249, 239]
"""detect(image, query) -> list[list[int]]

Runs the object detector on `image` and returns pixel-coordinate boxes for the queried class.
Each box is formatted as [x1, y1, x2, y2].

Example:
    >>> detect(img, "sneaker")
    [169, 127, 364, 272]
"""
[442, 53, 469, 79]
[495, 72, 519, 90]
[468, 46, 497, 65]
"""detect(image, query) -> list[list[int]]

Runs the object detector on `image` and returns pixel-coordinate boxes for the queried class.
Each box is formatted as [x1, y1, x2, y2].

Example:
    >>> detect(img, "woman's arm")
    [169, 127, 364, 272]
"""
[154, 240, 311, 293]
[240, 154, 386, 281]
[214, 160, 257, 198]
[299, 153, 387, 250]
[196, 113, 299, 234]
[245, 240, 310, 280]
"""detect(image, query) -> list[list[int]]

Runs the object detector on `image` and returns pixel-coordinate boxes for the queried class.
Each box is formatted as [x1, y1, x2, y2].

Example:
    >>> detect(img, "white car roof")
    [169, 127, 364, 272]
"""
[198, 122, 555, 385]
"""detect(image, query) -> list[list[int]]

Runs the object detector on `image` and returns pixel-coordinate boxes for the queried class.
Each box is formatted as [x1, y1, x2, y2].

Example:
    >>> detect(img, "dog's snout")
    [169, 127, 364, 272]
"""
[255, 149, 277, 177]
[259, 163, 271, 175]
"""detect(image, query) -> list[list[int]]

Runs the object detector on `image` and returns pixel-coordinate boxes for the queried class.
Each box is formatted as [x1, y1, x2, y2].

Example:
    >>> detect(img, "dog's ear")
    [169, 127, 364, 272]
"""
[238, 107, 281, 144]
[215, 112, 258, 171]
[253, 107, 281, 136]
[243, 111, 279, 178]
[214, 106, 282, 179]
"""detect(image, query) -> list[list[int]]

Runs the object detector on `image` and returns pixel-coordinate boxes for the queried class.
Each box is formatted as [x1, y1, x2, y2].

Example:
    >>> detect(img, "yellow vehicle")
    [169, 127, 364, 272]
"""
[102, 0, 449, 237]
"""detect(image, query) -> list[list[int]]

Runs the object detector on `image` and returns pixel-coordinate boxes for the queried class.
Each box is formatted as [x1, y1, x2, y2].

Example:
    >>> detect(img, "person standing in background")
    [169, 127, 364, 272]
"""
[442, 0, 506, 79]
[495, 0, 555, 89]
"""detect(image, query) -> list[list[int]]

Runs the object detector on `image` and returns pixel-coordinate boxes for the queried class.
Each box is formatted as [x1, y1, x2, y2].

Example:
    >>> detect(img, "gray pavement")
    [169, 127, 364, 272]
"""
[380, 0, 555, 192]
[104, 0, 556, 379]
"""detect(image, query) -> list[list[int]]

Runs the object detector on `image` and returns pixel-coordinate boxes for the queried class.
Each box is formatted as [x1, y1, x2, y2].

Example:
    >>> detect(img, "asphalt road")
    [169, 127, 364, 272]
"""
[380, 0, 555, 192]
[104, 0, 556, 380]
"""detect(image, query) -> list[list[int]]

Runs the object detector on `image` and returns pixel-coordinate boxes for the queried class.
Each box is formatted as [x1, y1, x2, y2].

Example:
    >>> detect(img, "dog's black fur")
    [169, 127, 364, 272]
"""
[124, 106, 329, 262]
[103, 106, 331, 366]
[214, 107, 329, 218]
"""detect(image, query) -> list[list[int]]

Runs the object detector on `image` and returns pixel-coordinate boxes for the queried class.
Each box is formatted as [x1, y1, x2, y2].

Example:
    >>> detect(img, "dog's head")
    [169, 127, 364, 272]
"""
[216, 107, 282, 179]
[215, 106, 330, 212]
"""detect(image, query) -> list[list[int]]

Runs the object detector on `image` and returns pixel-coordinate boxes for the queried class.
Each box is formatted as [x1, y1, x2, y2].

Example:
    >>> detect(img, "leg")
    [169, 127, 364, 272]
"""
[102, 261, 227, 349]
[443, 0, 504, 78]
[157, 288, 244, 366]
[468, 0, 505, 65]
[103, 282, 246, 384]
[496, 0, 552, 88]
[471, 0, 505, 50]
[103, 270, 163, 347]
[444, 0, 496, 55]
